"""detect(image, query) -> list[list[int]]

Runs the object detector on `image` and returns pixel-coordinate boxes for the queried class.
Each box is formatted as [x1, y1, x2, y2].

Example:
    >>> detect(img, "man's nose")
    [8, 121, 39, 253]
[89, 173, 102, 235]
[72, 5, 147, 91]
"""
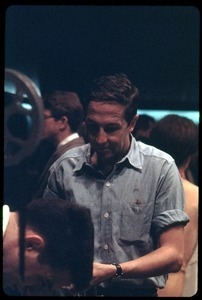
[96, 128, 107, 143]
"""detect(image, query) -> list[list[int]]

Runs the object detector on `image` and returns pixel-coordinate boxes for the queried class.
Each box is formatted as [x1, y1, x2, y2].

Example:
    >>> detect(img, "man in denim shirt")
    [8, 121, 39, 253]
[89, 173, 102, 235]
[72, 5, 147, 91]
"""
[43, 73, 189, 297]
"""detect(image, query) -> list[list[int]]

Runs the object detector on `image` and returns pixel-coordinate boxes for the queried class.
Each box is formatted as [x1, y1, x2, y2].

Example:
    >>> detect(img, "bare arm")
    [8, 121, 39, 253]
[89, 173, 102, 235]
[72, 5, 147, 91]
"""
[158, 183, 198, 297]
[91, 225, 185, 286]
[157, 271, 185, 297]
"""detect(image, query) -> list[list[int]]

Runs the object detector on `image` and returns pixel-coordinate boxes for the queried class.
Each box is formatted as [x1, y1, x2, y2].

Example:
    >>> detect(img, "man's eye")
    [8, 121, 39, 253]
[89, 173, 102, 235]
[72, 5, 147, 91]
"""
[86, 124, 98, 134]
[105, 127, 119, 133]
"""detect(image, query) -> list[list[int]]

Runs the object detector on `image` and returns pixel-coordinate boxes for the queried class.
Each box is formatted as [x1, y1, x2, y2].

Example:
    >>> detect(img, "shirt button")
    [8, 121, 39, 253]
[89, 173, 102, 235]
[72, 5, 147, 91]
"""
[104, 212, 109, 218]
[104, 244, 109, 250]
[106, 182, 110, 187]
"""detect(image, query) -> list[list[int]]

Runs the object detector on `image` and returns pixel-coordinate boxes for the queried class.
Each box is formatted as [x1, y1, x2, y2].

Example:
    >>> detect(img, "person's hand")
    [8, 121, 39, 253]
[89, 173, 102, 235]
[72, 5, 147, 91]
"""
[90, 262, 116, 286]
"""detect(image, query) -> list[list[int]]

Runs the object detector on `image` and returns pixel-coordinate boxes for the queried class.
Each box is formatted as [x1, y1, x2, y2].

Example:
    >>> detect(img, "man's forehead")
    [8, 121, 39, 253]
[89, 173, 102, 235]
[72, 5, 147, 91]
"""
[87, 102, 125, 119]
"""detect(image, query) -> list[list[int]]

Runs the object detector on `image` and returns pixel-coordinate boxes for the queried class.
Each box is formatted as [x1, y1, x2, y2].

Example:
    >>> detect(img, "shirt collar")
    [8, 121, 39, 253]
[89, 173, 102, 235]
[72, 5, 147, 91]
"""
[57, 133, 79, 149]
[123, 135, 143, 170]
[74, 135, 143, 173]
[74, 144, 91, 173]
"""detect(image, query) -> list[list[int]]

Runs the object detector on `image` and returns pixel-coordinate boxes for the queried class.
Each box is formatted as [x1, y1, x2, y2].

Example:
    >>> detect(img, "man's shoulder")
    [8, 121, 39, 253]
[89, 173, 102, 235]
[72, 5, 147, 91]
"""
[136, 140, 175, 163]
[53, 143, 89, 167]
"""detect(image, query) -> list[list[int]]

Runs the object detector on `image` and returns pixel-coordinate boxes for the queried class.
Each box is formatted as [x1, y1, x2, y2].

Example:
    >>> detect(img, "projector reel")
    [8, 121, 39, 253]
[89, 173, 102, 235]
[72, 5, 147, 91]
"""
[4, 68, 44, 167]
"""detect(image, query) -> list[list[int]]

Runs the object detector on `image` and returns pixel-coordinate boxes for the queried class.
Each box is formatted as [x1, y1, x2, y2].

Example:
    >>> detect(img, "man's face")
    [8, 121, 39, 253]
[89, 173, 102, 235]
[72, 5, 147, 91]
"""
[86, 101, 137, 166]
[43, 109, 60, 142]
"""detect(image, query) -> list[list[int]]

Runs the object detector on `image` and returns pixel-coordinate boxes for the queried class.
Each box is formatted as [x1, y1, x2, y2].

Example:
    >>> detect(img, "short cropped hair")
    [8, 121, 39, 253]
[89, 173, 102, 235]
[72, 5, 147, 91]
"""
[25, 198, 94, 291]
[150, 114, 198, 167]
[132, 114, 155, 134]
[43, 91, 84, 132]
[85, 73, 139, 123]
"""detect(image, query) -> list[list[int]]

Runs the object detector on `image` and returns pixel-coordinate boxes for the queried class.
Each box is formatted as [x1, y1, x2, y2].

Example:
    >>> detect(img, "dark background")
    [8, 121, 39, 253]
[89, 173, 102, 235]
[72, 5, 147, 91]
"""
[5, 5, 199, 110]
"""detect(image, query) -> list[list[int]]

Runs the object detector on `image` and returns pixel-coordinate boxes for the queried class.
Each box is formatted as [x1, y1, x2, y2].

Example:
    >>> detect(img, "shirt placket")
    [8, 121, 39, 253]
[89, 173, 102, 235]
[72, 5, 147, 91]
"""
[100, 178, 114, 262]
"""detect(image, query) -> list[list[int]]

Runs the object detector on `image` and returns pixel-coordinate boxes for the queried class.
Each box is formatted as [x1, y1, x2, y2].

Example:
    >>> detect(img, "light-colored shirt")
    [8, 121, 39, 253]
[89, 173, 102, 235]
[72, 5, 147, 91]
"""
[3, 205, 10, 237]
[57, 133, 79, 149]
[43, 136, 189, 289]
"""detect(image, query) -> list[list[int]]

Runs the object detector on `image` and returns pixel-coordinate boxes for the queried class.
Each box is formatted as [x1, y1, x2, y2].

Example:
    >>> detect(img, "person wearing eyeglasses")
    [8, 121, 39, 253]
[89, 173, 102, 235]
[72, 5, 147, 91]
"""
[33, 90, 86, 199]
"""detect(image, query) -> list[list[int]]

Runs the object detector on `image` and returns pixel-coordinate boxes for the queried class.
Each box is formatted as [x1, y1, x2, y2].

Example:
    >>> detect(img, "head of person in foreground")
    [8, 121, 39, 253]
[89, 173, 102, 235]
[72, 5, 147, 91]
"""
[3, 198, 94, 295]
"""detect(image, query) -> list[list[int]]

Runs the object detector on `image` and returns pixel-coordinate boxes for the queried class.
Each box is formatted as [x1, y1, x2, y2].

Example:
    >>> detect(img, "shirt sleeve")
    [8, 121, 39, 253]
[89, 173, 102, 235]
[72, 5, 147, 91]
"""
[152, 209, 189, 236]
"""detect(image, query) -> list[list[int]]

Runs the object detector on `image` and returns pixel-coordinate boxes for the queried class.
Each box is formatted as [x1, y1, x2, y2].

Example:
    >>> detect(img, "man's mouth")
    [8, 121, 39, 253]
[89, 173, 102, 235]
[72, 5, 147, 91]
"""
[97, 148, 110, 154]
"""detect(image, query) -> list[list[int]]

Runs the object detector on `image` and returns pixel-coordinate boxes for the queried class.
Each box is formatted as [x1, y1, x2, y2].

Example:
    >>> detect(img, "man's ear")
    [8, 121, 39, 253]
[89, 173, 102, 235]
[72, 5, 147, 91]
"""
[59, 116, 68, 130]
[24, 234, 45, 251]
[129, 114, 139, 132]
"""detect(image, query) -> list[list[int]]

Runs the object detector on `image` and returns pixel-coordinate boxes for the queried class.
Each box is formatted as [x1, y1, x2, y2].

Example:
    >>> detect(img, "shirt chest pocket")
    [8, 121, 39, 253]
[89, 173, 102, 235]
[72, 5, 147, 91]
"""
[119, 203, 152, 243]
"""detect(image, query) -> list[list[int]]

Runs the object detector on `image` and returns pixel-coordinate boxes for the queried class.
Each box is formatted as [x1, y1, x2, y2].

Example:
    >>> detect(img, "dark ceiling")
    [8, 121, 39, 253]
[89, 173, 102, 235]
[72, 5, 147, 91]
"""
[5, 5, 200, 110]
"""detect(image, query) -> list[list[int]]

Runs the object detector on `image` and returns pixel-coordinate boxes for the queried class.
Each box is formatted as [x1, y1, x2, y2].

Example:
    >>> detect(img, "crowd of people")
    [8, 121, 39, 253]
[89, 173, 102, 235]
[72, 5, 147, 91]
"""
[3, 72, 198, 297]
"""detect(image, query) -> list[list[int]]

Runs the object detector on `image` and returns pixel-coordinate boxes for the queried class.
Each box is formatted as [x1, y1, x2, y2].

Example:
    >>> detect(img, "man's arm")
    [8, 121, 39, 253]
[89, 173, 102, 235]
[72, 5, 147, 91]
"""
[90, 225, 185, 286]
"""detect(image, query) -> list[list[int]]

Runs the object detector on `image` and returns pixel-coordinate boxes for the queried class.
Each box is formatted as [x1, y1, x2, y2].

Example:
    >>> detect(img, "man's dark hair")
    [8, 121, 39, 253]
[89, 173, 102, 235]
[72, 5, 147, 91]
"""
[150, 114, 198, 167]
[133, 114, 155, 132]
[25, 198, 94, 291]
[43, 90, 84, 132]
[85, 73, 139, 123]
